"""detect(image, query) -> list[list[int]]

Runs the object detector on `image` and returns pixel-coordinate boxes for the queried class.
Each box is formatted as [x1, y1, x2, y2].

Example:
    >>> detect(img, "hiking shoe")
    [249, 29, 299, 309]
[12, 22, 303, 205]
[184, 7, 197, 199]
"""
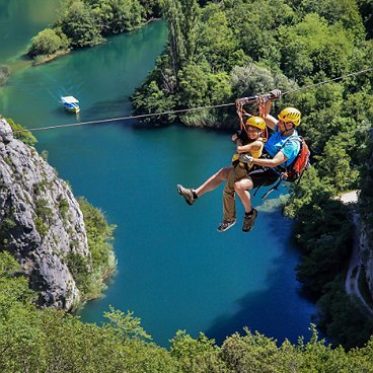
[177, 184, 196, 205]
[217, 220, 236, 232]
[242, 209, 258, 232]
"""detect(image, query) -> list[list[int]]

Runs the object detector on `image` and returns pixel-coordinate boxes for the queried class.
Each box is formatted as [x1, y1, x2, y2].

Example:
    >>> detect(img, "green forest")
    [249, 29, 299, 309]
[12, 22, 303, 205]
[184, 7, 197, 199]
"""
[1, 247, 373, 372]
[132, 0, 373, 348]
[1, 0, 373, 371]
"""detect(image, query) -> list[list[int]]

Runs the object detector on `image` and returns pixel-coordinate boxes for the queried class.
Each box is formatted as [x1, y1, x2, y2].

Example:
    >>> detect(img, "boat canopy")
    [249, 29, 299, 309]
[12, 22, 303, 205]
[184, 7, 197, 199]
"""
[61, 96, 79, 104]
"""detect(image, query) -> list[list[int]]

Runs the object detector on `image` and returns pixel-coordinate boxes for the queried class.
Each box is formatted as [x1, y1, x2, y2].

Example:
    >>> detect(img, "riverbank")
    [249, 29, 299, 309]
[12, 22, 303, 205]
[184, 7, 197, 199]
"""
[32, 49, 71, 66]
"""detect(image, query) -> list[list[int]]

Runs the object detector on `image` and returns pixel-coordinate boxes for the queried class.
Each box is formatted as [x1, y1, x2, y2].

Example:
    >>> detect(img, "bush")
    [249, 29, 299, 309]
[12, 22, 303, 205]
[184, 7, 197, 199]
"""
[6, 118, 37, 146]
[28, 28, 69, 57]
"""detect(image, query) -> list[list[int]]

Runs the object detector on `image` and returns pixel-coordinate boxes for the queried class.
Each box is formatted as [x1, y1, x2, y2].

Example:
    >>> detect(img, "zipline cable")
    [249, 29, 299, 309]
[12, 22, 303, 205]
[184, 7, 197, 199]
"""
[281, 67, 373, 96]
[15, 66, 373, 133]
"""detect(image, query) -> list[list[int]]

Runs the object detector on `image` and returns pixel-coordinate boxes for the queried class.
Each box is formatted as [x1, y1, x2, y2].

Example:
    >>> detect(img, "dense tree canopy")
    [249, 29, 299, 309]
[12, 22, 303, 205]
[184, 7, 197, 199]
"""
[0, 249, 373, 372]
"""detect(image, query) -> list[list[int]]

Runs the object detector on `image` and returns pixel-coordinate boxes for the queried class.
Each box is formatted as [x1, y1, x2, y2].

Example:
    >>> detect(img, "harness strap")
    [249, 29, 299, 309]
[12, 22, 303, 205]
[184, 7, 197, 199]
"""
[272, 133, 301, 174]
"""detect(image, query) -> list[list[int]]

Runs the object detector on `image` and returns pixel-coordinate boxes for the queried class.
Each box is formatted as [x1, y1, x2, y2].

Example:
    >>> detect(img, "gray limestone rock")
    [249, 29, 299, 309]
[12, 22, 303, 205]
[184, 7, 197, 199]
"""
[0, 138, 90, 310]
[0, 117, 14, 143]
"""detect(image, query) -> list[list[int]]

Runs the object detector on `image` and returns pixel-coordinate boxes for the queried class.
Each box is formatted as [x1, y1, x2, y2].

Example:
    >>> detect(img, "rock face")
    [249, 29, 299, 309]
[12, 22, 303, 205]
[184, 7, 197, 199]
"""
[360, 130, 373, 299]
[0, 120, 90, 310]
[360, 223, 373, 296]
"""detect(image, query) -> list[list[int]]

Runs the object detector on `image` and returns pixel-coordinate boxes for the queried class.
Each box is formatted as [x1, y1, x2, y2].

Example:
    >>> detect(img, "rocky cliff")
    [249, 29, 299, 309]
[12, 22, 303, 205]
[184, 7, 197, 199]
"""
[0, 118, 90, 310]
[359, 130, 373, 299]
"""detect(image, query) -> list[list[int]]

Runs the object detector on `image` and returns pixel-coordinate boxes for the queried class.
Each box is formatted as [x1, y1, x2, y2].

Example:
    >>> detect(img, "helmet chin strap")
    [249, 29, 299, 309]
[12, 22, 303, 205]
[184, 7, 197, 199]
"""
[280, 122, 295, 135]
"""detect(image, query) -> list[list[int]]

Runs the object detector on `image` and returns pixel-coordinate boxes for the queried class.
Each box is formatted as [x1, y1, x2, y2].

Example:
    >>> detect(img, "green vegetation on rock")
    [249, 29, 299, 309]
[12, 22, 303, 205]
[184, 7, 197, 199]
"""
[6, 118, 37, 146]
[76, 197, 116, 300]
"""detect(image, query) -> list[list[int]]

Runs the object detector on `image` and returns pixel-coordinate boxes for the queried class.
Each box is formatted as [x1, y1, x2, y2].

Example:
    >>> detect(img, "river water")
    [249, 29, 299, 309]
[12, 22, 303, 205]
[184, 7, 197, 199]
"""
[0, 1, 315, 346]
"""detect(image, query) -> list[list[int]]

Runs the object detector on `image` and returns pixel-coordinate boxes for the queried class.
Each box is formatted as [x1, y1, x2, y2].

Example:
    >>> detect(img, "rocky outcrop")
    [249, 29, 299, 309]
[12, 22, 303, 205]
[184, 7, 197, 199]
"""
[359, 129, 373, 299]
[360, 222, 373, 297]
[0, 119, 90, 310]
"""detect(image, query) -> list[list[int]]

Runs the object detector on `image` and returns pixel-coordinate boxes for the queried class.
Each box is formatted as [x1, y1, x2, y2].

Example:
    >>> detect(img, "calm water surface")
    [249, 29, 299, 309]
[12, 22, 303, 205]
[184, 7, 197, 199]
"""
[0, 2, 315, 346]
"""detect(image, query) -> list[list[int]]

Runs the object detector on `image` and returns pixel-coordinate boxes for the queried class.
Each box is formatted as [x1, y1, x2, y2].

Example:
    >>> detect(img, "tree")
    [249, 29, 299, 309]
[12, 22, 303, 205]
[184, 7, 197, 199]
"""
[230, 63, 296, 98]
[278, 14, 355, 83]
[316, 131, 359, 191]
[170, 331, 226, 373]
[161, 0, 199, 75]
[224, 0, 296, 63]
[197, 4, 237, 71]
[162, 0, 186, 76]
[28, 28, 69, 57]
[296, 0, 365, 40]
[59, 0, 103, 48]
[357, 0, 373, 38]
[178, 61, 210, 108]
[90, 0, 144, 35]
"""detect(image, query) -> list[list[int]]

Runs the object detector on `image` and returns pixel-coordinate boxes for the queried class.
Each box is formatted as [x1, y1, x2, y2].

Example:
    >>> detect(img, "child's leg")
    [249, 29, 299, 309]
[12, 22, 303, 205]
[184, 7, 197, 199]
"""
[234, 177, 254, 213]
[222, 168, 236, 222]
[194, 167, 232, 197]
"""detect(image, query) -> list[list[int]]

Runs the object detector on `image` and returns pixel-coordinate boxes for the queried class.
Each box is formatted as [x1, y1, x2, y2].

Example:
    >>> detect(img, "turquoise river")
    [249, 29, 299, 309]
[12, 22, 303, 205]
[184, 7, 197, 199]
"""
[0, 0, 315, 346]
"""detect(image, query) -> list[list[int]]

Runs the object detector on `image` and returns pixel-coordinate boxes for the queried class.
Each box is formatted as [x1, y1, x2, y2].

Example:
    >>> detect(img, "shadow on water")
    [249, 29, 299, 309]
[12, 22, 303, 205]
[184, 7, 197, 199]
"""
[205, 209, 315, 346]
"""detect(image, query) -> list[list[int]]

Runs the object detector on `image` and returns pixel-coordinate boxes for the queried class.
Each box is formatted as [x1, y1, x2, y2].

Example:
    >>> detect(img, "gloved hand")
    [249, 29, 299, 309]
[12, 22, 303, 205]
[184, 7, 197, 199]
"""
[239, 154, 253, 164]
[270, 89, 282, 99]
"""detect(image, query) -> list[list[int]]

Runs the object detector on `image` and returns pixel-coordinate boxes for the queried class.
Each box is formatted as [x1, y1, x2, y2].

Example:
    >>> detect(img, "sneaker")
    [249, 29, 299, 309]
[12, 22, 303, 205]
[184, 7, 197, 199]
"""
[177, 184, 195, 205]
[242, 209, 258, 232]
[217, 220, 236, 232]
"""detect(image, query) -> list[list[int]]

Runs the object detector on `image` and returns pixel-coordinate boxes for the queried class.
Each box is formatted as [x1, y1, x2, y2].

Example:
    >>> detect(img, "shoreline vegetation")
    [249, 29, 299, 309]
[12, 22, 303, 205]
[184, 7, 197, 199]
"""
[32, 49, 71, 66]
[131, 0, 373, 349]
[26, 0, 162, 65]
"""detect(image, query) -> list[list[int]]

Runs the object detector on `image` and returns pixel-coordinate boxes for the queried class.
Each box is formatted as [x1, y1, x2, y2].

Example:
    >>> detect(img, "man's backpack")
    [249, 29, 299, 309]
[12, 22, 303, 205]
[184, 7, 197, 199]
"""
[283, 137, 310, 182]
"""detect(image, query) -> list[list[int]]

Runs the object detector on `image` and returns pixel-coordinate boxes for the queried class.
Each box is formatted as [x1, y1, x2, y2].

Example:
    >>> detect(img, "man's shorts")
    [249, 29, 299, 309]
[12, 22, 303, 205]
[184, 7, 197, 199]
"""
[248, 167, 279, 188]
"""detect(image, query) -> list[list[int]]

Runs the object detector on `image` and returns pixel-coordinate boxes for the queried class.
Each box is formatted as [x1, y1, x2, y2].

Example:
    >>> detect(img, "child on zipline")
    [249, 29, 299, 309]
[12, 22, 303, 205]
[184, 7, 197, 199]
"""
[177, 101, 267, 232]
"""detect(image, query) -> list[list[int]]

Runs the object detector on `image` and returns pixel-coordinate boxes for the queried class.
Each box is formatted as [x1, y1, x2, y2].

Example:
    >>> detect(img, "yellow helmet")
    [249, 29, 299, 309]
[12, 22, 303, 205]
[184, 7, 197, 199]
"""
[245, 116, 266, 131]
[278, 107, 301, 127]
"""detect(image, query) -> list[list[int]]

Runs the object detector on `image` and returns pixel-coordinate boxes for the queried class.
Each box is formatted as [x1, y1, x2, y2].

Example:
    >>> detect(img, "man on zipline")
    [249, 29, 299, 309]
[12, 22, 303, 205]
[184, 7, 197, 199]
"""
[177, 90, 302, 232]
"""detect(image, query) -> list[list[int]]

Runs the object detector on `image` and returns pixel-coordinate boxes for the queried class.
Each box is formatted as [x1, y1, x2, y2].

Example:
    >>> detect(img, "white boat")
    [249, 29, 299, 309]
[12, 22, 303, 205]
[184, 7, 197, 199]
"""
[61, 96, 80, 113]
